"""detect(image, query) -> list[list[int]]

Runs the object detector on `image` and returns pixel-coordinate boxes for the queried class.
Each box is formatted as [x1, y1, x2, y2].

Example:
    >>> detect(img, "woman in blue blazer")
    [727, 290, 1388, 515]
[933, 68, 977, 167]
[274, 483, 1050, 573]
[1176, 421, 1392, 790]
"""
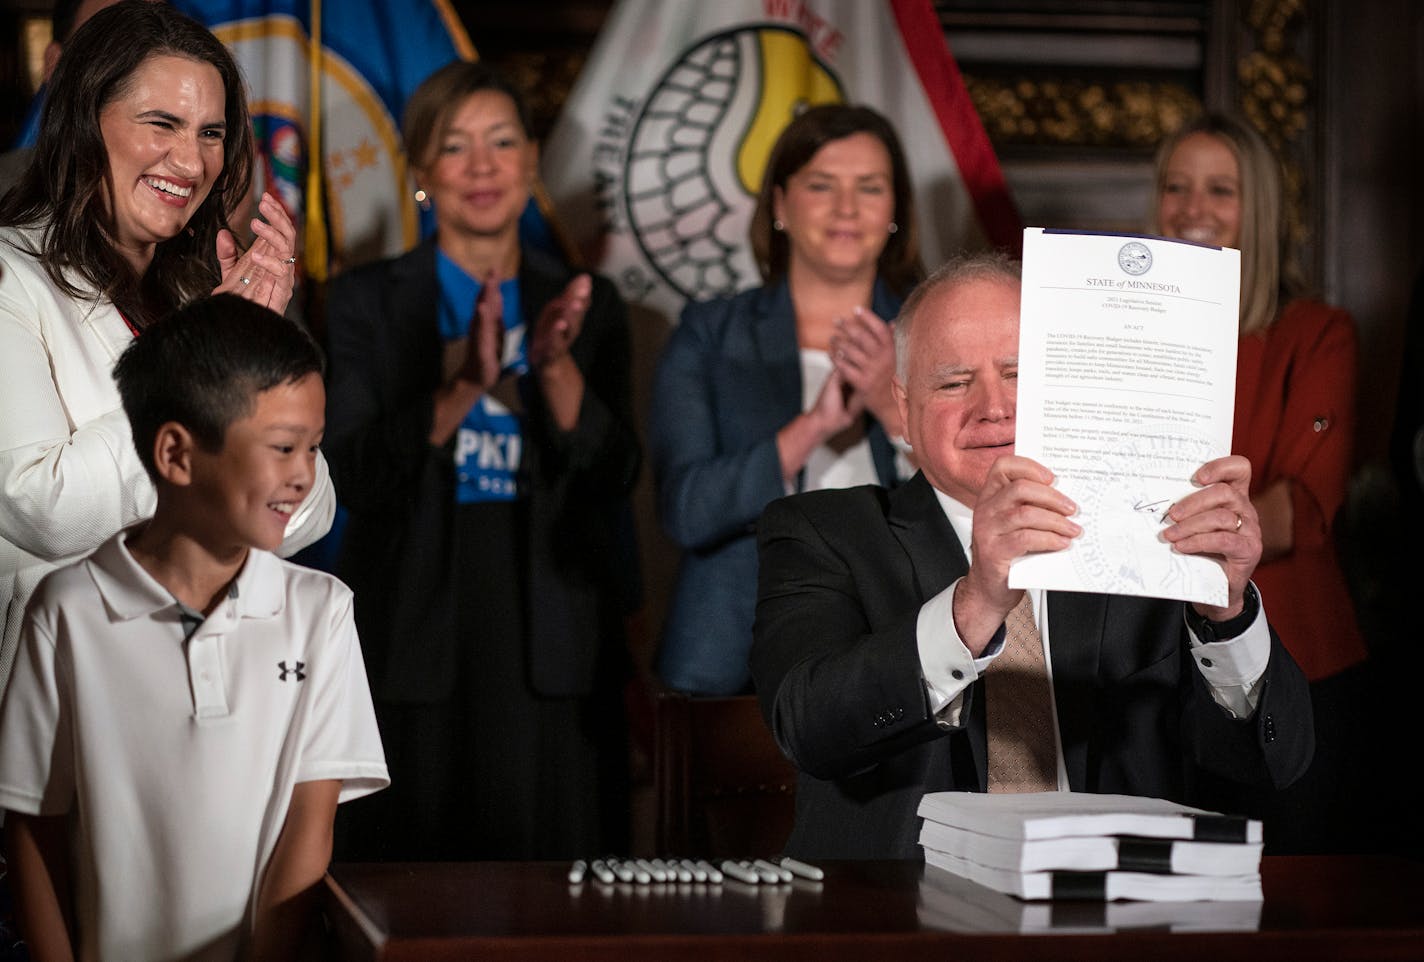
[651, 105, 924, 694]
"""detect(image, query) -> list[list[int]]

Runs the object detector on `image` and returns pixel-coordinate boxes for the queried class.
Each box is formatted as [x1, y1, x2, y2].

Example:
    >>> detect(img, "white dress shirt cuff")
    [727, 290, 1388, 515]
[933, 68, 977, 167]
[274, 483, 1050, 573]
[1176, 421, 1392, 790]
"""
[917, 577, 1004, 727]
[1184, 585, 1271, 719]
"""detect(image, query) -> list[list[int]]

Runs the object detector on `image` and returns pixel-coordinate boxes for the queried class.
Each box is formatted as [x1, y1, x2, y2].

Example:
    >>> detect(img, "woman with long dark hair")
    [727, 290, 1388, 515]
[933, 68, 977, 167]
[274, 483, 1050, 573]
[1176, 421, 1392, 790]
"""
[0, 0, 331, 688]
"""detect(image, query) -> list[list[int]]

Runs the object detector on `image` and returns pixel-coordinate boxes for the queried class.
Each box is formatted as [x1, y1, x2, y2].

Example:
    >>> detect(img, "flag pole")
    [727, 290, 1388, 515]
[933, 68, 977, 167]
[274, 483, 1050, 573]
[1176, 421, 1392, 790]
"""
[304, 0, 329, 282]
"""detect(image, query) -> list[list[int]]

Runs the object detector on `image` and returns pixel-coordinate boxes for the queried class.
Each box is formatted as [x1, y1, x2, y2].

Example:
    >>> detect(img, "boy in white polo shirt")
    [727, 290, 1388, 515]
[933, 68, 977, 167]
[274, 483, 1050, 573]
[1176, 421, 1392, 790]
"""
[0, 294, 389, 962]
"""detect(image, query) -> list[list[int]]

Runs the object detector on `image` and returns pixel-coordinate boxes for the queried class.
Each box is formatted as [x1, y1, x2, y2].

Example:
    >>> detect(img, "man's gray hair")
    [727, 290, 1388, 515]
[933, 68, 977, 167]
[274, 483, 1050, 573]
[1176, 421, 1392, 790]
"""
[893, 251, 1022, 381]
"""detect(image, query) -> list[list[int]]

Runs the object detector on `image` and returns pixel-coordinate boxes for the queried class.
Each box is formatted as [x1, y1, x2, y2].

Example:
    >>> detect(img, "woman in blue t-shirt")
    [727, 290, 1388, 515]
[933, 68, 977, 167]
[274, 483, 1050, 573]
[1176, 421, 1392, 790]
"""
[323, 61, 639, 860]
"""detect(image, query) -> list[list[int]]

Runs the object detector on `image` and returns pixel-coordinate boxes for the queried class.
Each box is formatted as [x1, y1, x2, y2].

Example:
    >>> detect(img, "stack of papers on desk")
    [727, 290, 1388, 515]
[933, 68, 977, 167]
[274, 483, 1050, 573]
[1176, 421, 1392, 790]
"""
[917, 792, 1263, 902]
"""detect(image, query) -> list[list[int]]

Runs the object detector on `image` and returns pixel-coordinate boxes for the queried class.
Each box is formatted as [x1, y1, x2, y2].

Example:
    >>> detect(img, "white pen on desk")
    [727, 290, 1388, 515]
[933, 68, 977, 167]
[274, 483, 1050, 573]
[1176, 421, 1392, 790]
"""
[743, 860, 781, 884]
[697, 859, 723, 884]
[635, 858, 665, 883]
[589, 859, 616, 884]
[753, 858, 793, 883]
[683, 859, 707, 882]
[779, 856, 824, 881]
[568, 860, 587, 884]
[607, 858, 636, 883]
[720, 860, 761, 884]
[670, 859, 695, 883]
[620, 858, 652, 884]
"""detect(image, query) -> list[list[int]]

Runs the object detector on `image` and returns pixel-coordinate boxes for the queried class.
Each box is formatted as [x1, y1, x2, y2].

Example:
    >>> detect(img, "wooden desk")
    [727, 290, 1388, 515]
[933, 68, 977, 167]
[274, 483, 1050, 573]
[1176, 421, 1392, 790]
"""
[324, 857, 1424, 961]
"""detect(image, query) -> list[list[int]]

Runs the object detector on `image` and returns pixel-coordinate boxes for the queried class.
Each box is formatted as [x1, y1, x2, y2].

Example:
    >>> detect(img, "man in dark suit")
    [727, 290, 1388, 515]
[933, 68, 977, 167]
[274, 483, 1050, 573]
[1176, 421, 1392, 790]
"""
[752, 253, 1314, 859]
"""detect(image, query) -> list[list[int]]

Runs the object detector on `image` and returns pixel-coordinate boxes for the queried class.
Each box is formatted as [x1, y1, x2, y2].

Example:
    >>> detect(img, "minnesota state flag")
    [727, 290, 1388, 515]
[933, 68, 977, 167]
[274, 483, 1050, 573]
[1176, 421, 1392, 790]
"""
[171, 0, 474, 277]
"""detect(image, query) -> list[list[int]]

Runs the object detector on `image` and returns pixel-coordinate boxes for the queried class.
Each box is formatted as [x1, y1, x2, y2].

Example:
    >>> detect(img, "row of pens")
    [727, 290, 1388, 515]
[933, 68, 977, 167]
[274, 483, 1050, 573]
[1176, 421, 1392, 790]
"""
[568, 857, 824, 886]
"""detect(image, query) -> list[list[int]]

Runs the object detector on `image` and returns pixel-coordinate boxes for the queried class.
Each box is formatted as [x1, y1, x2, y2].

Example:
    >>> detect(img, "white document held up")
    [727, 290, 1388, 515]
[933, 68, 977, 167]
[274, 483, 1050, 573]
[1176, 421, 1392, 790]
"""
[1011, 228, 1241, 606]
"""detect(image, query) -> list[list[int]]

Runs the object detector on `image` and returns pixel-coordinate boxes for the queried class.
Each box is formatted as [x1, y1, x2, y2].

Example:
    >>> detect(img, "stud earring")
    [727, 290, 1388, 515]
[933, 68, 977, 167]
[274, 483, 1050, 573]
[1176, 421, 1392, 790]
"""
[773, 219, 785, 231]
[414, 188, 431, 211]
[888, 222, 898, 235]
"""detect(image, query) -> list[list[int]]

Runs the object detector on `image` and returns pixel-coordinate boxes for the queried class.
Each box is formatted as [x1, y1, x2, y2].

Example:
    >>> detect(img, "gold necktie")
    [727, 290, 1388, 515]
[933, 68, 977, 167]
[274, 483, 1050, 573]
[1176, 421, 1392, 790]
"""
[985, 593, 1057, 793]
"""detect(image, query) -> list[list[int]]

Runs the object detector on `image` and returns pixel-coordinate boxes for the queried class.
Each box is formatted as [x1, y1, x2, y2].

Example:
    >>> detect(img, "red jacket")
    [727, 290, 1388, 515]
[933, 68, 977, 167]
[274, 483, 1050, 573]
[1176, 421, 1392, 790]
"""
[1234, 299, 1367, 680]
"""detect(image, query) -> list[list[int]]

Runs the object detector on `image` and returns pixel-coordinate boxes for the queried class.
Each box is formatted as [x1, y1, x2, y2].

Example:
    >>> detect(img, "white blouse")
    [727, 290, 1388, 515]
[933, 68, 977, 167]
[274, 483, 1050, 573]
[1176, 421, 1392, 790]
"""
[797, 348, 881, 492]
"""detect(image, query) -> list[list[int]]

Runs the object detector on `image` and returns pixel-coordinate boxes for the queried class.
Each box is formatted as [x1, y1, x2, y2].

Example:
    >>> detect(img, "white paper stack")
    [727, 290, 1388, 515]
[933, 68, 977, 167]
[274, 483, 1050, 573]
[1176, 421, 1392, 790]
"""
[917, 791, 1264, 902]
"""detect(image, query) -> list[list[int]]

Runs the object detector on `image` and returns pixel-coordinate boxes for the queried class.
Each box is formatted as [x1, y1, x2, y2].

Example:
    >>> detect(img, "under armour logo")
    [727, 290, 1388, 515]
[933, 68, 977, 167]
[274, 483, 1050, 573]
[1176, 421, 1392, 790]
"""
[277, 660, 306, 682]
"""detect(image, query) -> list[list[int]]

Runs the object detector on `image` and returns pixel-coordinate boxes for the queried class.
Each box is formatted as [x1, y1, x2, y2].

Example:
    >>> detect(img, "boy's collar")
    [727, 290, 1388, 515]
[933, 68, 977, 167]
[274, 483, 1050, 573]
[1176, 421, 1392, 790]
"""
[89, 528, 286, 625]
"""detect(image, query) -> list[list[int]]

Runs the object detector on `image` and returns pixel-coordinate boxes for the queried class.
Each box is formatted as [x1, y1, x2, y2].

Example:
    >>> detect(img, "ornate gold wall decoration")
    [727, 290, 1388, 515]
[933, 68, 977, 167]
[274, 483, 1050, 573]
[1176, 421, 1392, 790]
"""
[1239, 0, 1309, 152]
[963, 75, 1202, 149]
[1238, 0, 1313, 280]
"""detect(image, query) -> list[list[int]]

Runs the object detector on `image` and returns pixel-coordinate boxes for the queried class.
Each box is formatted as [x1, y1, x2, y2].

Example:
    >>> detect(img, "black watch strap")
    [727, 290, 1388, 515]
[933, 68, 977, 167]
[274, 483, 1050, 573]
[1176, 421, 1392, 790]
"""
[1186, 582, 1260, 643]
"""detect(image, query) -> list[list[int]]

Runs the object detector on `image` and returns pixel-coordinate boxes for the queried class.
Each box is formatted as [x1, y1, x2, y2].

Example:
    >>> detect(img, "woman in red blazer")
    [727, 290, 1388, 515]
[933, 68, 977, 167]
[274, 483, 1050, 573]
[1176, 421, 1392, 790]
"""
[1152, 113, 1371, 853]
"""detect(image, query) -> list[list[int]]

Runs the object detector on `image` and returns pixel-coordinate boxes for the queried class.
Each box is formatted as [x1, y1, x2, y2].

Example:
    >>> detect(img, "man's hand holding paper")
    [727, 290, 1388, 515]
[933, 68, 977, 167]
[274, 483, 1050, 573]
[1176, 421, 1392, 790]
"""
[1163, 454, 1262, 621]
[956, 450, 1262, 646]
[953, 455, 1079, 654]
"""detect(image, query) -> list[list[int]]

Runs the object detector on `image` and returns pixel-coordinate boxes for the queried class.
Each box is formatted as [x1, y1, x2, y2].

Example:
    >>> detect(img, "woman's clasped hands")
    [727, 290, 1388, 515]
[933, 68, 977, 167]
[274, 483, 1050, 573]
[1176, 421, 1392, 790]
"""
[215, 191, 300, 313]
[529, 273, 592, 371]
[826, 305, 901, 436]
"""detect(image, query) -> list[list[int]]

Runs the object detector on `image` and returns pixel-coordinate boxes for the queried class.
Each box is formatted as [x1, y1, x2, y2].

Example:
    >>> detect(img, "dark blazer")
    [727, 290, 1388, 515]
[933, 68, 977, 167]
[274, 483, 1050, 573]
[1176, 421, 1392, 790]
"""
[650, 280, 903, 695]
[323, 240, 640, 704]
[752, 473, 1315, 860]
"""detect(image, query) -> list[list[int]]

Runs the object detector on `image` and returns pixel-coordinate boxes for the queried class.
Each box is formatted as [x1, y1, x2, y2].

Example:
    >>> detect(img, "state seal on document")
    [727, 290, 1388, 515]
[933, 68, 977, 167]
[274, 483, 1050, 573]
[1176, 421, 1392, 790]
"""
[1118, 241, 1153, 276]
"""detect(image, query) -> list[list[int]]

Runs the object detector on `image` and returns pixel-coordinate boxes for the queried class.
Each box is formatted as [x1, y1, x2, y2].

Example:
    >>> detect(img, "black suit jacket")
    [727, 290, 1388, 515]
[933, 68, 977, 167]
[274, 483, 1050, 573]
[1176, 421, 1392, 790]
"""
[323, 240, 640, 704]
[751, 473, 1314, 859]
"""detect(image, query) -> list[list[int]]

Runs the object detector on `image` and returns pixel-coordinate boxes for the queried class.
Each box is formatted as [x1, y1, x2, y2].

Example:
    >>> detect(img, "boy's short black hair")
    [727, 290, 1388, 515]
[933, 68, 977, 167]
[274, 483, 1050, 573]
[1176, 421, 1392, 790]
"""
[114, 294, 325, 482]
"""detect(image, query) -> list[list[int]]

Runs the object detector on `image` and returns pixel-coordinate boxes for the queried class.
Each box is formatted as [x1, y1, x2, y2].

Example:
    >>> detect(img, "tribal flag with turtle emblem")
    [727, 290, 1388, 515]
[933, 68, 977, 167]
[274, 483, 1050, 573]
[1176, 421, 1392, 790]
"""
[542, 0, 1021, 325]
